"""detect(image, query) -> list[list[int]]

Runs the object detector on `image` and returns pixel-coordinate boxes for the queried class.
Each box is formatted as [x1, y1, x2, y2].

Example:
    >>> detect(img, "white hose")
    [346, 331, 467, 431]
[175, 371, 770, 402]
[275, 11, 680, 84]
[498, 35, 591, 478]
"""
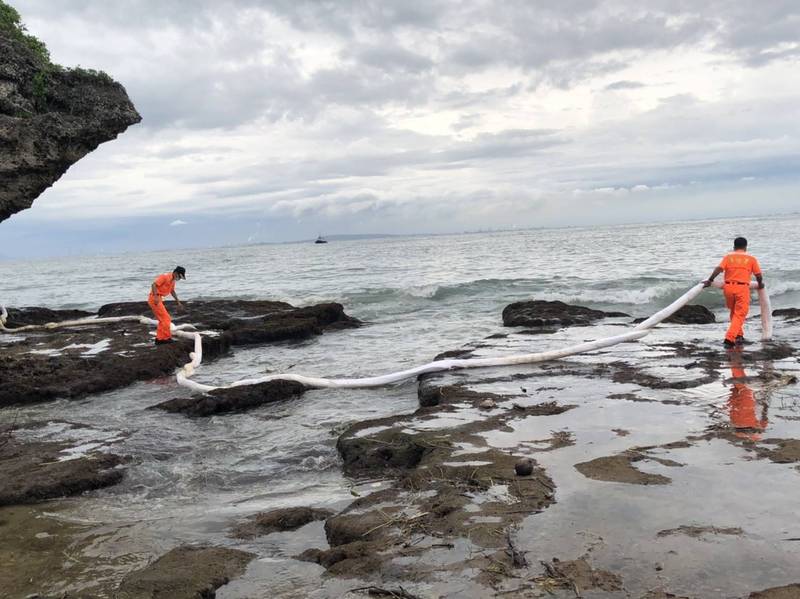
[0, 310, 195, 333]
[0, 313, 148, 332]
[176, 280, 772, 392]
[0, 281, 774, 393]
[758, 288, 773, 341]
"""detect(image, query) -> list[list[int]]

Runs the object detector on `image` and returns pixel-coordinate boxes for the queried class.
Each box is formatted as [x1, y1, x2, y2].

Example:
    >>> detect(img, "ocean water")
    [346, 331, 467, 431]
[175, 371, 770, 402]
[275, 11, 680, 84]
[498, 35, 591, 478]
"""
[4, 214, 799, 320]
[1, 214, 799, 594]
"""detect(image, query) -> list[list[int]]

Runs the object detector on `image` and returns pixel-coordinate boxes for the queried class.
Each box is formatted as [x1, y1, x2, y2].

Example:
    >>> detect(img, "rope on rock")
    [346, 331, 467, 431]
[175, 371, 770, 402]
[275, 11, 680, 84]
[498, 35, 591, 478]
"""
[0, 281, 773, 394]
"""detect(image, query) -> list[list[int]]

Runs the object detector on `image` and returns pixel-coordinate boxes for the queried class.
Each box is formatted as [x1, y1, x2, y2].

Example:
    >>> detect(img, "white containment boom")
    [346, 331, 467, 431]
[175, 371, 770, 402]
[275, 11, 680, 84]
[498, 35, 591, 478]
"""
[0, 281, 774, 394]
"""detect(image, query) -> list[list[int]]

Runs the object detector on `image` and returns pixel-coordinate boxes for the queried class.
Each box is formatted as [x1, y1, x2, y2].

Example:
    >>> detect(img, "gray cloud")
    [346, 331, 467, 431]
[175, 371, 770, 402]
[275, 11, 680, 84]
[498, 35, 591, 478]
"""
[350, 43, 434, 73]
[193, 128, 566, 202]
[151, 144, 238, 159]
[605, 80, 646, 90]
[16, 0, 800, 131]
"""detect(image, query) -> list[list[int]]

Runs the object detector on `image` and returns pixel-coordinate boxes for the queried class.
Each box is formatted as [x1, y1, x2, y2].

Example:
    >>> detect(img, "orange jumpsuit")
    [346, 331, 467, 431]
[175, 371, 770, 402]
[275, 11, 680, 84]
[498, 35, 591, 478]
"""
[718, 251, 761, 343]
[148, 273, 176, 341]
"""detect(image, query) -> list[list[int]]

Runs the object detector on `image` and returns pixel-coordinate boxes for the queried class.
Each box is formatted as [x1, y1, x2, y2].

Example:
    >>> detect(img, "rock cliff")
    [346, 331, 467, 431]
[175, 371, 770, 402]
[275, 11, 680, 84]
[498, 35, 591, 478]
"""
[0, 3, 140, 222]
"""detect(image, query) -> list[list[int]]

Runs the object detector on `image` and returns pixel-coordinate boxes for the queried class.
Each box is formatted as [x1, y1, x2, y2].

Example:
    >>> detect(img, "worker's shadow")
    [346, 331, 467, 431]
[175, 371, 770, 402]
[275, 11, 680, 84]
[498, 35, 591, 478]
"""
[725, 350, 769, 441]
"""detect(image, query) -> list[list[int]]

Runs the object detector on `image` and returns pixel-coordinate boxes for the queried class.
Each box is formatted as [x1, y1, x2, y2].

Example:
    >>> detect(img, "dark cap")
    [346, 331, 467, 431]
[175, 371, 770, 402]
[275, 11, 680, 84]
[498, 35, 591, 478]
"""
[733, 237, 747, 249]
[174, 266, 186, 279]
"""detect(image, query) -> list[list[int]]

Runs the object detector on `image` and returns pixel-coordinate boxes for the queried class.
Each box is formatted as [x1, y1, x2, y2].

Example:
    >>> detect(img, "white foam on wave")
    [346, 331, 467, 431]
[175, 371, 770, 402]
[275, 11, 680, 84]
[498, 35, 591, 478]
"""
[58, 442, 105, 461]
[403, 283, 442, 299]
[546, 283, 686, 306]
[296, 454, 339, 472]
[764, 279, 800, 297]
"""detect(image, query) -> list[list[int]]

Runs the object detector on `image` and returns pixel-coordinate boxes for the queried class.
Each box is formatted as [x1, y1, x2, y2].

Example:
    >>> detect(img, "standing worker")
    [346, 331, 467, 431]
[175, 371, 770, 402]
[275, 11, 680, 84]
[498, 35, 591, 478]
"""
[148, 266, 186, 345]
[703, 237, 764, 348]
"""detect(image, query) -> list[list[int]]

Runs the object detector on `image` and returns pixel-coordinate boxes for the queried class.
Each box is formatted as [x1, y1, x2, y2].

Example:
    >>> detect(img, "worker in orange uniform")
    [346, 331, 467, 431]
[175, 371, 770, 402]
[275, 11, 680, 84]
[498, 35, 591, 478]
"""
[703, 237, 764, 349]
[726, 353, 767, 441]
[148, 266, 186, 345]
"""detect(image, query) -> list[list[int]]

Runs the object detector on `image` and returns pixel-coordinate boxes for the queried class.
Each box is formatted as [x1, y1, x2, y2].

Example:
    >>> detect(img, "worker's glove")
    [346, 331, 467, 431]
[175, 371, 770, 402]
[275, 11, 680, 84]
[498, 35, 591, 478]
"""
[702, 280, 712, 288]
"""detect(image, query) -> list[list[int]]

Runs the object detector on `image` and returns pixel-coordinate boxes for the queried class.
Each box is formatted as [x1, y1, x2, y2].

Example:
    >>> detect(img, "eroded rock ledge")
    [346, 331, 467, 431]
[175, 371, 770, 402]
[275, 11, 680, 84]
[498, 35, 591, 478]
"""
[295, 382, 562, 583]
[502, 299, 629, 328]
[0, 436, 124, 506]
[154, 379, 308, 417]
[502, 298, 715, 329]
[116, 545, 254, 599]
[0, 300, 358, 408]
[230, 506, 334, 539]
[0, 17, 141, 222]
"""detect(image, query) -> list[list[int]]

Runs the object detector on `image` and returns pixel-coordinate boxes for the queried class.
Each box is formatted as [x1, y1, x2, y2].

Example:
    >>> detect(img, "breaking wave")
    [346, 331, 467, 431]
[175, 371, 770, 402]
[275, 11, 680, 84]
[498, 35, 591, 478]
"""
[338, 274, 800, 318]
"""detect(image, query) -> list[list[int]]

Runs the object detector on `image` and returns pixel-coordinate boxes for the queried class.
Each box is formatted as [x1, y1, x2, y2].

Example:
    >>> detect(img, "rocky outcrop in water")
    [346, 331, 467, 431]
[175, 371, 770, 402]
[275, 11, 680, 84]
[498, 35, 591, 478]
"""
[154, 379, 308, 416]
[502, 299, 629, 328]
[773, 308, 800, 321]
[748, 583, 800, 598]
[663, 304, 715, 324]
[99, 299, 358, 345]
[0, 300, 358, 408]
[0, 436, 124, 505]
[0, 8, 140, 222]
[299, 382, 559, 580]
[3, 306, 92, 325]
[0, 314, 229, 408]
[116, 545, 254, 599]
[230, 506, 334, 539]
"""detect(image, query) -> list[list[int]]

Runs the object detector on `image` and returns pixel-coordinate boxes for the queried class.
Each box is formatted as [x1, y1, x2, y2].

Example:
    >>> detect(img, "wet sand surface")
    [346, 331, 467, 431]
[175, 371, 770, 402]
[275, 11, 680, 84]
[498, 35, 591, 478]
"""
[1, 305, 799, 598]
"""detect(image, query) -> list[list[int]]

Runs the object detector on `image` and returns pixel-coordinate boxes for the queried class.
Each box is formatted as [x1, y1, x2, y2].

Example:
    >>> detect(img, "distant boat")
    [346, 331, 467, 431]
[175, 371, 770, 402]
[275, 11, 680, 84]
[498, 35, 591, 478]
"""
[314, 235, 328, 244]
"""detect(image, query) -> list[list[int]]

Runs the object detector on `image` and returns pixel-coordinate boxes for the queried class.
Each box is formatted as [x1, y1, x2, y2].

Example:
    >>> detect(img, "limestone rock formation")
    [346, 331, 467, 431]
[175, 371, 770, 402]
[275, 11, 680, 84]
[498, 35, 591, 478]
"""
[116, 545, 254, 599]
[0, 436, 125, 505]
[502, 299, 629, 328]
[0, 300, 359, 408]
[663, 304, 715, 325]
[0, 4, 140, 222]
[230, 506, 334, 539]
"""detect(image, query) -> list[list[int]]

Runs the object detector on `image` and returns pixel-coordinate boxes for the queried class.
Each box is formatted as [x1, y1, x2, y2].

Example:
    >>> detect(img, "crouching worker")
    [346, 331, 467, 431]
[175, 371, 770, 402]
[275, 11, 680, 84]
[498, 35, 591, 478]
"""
[148, 266, 186, 345]
[703, 237, 764, 348]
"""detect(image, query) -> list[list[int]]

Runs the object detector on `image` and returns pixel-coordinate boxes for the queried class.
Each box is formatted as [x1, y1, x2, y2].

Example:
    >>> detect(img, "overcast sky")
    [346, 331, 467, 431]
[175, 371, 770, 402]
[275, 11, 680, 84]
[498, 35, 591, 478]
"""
[2, 0, 799, 257]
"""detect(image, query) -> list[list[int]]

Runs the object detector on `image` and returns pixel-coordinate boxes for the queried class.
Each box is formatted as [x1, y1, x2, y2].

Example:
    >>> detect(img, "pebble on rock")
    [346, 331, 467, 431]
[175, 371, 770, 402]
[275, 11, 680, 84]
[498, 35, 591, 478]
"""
[479, 399, 496, 410]
[515, 458, 534, 476]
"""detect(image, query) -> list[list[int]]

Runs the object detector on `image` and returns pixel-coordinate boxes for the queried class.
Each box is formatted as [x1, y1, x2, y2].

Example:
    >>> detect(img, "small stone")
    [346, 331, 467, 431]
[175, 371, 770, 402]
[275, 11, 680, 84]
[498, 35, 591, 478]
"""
[515, 458, 534, 476]
[479, 399, 496, 410]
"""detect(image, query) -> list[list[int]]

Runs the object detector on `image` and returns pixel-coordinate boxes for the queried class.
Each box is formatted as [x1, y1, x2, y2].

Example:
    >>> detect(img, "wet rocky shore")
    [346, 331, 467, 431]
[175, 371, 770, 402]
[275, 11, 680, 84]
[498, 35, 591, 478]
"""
[1, 300, 357, 408]
[1, 298, 799, 598]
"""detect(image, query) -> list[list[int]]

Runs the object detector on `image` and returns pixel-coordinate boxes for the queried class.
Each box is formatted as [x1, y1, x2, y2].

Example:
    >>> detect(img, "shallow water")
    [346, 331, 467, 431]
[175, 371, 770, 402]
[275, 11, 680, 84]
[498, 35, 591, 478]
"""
[1, 215, 799, 596]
